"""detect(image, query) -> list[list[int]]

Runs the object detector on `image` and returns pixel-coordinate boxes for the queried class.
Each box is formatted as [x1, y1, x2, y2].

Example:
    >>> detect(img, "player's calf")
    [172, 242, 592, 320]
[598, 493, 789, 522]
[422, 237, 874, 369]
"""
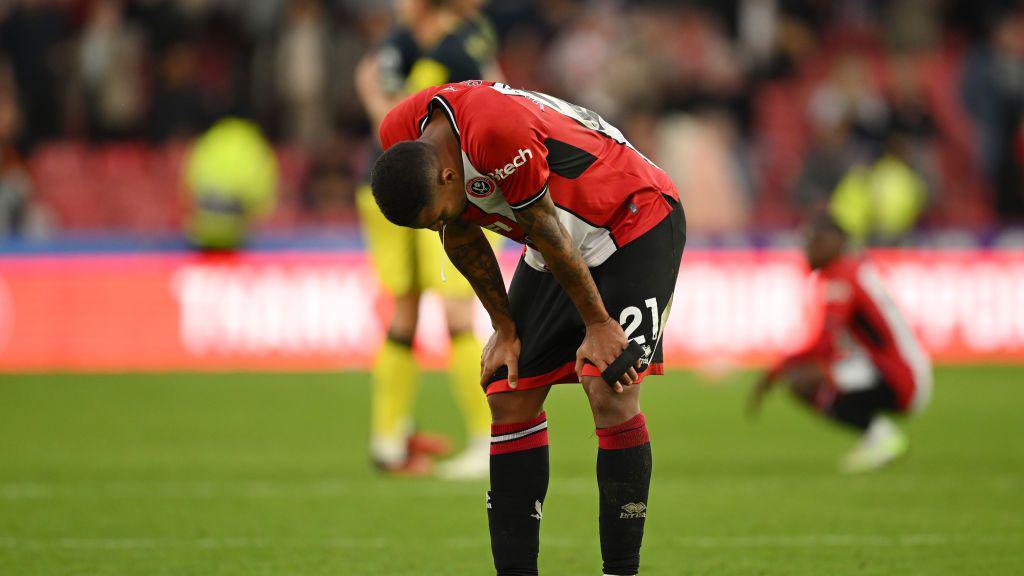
[487, 410, 550, 576]
[584, 377, 651, 576]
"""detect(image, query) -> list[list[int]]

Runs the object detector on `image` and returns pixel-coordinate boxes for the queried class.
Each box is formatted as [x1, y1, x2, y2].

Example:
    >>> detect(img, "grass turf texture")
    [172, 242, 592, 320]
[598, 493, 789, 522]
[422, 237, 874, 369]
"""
[1, 367, 1022, 575]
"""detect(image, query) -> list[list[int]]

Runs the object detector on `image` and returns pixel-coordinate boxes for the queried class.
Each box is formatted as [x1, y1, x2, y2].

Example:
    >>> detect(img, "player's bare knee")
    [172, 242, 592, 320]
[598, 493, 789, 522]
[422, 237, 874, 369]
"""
[488, 389, 546, 425]
[583, 377, 640, 427]
[591, 399, 639, 428]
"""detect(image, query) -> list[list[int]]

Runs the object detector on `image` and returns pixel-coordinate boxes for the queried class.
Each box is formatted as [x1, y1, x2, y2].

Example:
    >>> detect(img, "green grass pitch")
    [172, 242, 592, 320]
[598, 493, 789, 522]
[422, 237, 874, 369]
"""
[1, 367, 1022, 575]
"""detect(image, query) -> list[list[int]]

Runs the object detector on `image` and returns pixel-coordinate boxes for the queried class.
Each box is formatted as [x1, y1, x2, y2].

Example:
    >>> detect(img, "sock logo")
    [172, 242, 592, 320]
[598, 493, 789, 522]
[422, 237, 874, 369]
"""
[531, 500, 543, 521]
[620, 502, 647, 519]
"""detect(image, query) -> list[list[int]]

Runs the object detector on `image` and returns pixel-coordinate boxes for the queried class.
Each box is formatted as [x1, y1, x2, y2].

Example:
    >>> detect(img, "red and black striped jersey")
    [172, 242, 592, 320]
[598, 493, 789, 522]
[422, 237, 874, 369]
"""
[378, 81, 680, 270]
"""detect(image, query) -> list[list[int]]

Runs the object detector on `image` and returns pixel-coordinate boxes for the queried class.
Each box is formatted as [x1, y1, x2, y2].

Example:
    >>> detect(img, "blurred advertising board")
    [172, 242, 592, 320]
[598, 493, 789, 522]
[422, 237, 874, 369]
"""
[0, 249, 1022, 372]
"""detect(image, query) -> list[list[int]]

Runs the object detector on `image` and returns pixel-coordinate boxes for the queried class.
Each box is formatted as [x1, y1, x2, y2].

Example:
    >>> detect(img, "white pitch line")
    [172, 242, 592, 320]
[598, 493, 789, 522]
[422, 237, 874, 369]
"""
[0, 533, 1013, 552]
[1, 475, 1019, 501]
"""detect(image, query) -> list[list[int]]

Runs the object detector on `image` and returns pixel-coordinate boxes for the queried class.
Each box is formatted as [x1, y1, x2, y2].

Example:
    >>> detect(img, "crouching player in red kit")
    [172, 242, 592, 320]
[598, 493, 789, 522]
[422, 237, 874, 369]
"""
[750, 214, 932, 473]
[368, 80, 686, 575]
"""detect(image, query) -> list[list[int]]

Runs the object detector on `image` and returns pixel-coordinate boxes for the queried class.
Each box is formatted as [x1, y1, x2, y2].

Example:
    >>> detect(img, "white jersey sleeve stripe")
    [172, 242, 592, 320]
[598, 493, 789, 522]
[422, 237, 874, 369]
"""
[508, 183, 549, 210]
[428, 95, 460, 138]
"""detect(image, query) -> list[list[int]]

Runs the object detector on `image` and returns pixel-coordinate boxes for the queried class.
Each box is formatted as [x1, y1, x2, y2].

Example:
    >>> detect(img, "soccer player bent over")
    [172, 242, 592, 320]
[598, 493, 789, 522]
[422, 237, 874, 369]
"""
[369, 80, 686, 575]
[749, 215, 932, 473]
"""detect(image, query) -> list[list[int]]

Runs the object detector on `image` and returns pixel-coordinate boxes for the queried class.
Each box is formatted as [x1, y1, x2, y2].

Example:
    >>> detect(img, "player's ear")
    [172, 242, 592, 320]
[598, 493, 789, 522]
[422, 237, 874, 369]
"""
[438, 167, 458, 187]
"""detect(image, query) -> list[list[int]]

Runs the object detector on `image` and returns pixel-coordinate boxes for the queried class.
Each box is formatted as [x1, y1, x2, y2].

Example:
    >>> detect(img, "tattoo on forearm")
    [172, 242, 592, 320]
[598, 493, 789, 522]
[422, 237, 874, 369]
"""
[444, 229, 512, 327]
[515, 200, 608, 325]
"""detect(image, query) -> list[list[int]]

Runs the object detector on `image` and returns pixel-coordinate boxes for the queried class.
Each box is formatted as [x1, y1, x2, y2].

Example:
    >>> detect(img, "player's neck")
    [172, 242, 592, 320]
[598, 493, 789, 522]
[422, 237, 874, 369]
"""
[421, 110, 463, 180]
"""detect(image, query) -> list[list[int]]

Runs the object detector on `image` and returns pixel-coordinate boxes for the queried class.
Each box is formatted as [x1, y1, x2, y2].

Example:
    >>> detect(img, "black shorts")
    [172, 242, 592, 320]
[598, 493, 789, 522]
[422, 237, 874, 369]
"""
[825, 380, 901, 431]
[485, 198, 686, 395]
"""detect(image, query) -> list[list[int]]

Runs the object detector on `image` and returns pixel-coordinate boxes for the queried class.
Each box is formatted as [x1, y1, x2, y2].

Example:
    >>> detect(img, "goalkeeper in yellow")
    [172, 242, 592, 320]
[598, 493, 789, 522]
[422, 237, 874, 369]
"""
[354, 0, 501, 479]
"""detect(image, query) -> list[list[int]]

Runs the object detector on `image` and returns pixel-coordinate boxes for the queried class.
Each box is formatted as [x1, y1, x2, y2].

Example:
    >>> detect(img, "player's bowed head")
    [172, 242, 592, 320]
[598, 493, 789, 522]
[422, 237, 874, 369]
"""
[804, 212, 850, 271]
[370, 140, 468, 232]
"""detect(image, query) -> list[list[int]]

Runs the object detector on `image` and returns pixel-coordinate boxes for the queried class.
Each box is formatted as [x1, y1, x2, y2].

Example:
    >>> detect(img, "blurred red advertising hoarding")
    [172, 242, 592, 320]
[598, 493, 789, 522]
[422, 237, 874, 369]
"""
[0, 249, 1022, 372]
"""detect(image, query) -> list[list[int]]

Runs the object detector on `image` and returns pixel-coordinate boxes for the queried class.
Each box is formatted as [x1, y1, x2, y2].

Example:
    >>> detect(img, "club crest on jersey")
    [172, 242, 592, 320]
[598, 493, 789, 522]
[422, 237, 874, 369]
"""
[466, 176, 496, 198]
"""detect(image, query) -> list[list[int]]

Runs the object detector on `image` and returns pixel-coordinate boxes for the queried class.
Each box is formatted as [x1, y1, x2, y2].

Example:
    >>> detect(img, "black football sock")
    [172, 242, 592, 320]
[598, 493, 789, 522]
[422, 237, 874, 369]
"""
[792, 382, 900, 433]
[789, 380, 874, 432]
[488, 412, 549, 576]
[596, 413, 652, 576]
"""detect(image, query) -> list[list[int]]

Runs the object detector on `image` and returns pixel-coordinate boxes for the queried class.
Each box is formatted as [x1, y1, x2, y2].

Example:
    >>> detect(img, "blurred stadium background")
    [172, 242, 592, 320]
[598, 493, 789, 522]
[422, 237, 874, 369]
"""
[1, 1, 1023, 575]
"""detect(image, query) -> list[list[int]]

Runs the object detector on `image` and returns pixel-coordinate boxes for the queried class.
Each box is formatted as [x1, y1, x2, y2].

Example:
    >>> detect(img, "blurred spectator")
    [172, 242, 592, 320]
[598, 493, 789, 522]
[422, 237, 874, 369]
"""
[0, 56, 49, 239]
[1012, 118, 1024, 218]
[0, 59, 29, 237]
[658, 112, 752, 233]
[962, 8, 1024, 219]
[0, 0, 67, 149]
[0, 0, 1018, 238]
[149, 41, 207, 141]
[829, 136, 930, 245]
[792, 112, 864, 218]
[301, 131, 360, 225]
[78, 0, 145, 139]
[886, 53, 937, 145]
[808, 53, 888, 147]
[546, 2, 620, 117]
[275, 0, 331, 145]
[184, 118, 278, 250]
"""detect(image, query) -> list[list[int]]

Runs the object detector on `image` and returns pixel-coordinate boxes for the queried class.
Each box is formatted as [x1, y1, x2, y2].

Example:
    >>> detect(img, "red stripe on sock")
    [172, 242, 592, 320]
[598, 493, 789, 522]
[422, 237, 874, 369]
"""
[596, 412, 650, 450]
[490, 412, 549, 455]
[490, 428, 548, 455]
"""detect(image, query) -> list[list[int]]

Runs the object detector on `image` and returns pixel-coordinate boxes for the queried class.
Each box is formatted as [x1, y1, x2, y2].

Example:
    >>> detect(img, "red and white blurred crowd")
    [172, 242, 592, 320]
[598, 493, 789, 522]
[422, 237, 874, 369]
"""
[0, 0, 1022, 240]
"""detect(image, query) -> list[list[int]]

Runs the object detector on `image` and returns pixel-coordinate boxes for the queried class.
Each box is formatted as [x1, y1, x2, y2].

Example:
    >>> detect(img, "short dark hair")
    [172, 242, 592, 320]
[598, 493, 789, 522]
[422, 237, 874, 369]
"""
[370, 141, 437, 227]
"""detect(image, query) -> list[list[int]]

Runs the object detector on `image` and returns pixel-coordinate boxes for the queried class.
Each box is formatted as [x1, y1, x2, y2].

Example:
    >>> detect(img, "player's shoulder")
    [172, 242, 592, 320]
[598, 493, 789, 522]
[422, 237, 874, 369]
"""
[819, 255, 865, 302]
[824, 254, 865, 279]
[824, 254, 884, 298]
[447, 84, 539, 128]
[415, 82, 542, 153]
[451, 85, 545, 155]
[379, 85, 445, 149]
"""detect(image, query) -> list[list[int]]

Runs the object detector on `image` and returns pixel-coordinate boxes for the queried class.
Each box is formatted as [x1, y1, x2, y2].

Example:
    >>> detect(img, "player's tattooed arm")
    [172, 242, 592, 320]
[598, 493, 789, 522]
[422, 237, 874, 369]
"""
[515, 194, 635, 385]
[440, 219, 514, 331]
[444, 218, 524, 385]
[514, 194, 609, 325]
[443, 220, 523, 387]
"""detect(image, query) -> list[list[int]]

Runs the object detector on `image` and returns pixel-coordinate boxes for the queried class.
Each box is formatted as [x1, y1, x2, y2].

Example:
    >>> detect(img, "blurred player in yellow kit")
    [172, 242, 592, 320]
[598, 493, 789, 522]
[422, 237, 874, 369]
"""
[355, 0, 501, 479]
